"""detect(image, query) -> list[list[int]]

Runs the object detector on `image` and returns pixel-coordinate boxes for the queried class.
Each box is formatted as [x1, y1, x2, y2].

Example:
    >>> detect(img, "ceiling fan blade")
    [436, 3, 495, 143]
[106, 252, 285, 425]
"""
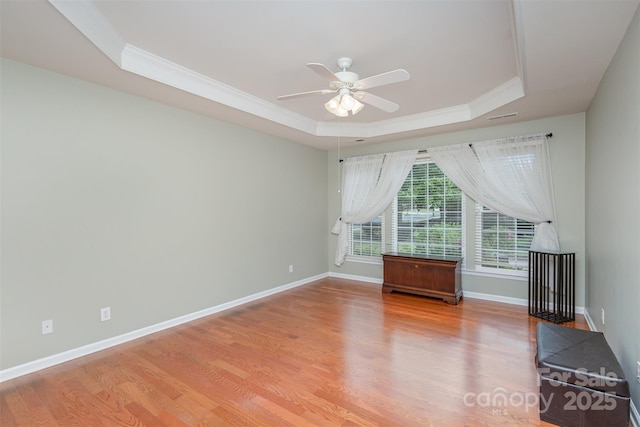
[277, 89, 334, 100]
[307, 63, 340, 83]
[354, 69, 410, 90]
[354, 92, 400, 113]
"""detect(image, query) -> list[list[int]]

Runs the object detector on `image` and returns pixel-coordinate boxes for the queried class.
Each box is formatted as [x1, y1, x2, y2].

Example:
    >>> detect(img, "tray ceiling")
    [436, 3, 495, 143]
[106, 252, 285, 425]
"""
[1, 0, 638, 149]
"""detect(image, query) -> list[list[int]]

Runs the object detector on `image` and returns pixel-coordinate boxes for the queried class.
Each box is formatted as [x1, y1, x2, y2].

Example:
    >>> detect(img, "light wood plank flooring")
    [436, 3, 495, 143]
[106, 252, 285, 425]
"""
[1, 277, 590, 426]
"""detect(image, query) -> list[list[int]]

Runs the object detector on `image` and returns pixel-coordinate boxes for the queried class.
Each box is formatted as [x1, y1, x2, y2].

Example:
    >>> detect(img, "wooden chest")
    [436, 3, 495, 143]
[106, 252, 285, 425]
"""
[382, 252, 462, 304]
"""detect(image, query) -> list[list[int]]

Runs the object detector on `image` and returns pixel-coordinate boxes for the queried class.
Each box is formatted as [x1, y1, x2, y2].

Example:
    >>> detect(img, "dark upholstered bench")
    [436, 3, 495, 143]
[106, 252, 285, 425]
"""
[535, 323, 630, 427]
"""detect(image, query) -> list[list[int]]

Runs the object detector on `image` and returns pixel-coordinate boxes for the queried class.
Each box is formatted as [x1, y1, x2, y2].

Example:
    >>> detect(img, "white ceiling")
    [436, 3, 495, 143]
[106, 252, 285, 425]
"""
[1, 0, 638, 150]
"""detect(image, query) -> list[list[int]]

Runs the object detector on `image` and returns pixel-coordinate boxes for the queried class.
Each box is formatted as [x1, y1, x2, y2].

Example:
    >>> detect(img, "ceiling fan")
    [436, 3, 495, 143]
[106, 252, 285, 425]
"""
[277, 57, 410, 117]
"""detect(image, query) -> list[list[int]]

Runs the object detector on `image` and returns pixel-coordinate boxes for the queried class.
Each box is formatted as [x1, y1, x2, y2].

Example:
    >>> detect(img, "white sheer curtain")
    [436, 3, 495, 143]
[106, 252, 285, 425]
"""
[428, 134, 559, 252]
[331, 150, 418, 266]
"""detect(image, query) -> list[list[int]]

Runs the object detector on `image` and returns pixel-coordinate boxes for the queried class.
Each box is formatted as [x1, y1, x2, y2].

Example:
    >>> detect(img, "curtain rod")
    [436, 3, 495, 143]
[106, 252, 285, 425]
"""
[338, 133, 553, 163]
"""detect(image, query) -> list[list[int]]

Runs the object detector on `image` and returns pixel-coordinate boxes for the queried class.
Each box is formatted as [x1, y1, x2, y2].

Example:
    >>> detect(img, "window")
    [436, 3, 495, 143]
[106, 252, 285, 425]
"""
[393, 161, 464, 257]
[348, 215, 384, 257]
[347, 159, 464, 259]
[345, 158, 537, 275]
[475, 205, 534, 273]
[343, 141, 549, 276]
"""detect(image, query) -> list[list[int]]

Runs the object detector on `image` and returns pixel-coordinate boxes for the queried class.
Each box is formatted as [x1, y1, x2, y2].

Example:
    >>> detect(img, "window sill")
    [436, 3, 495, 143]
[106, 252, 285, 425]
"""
[343, 257, 529, 282]
[462, 268, 528, 282]
[345, 255, 383, 265]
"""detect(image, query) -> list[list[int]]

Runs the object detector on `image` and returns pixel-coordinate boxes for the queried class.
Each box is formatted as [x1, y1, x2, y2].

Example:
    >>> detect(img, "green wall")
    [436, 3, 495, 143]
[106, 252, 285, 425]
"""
[0, 59, 328, 370]
[585, 5, 640, 413]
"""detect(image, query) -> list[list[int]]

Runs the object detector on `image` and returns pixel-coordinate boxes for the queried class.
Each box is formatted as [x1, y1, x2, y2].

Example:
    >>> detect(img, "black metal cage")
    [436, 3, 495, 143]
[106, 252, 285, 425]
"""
[528, 251, 575, 323]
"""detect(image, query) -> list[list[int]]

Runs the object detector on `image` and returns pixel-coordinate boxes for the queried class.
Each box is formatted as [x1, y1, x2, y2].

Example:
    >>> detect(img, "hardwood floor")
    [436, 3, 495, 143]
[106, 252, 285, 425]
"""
[1, 277, 590, 426]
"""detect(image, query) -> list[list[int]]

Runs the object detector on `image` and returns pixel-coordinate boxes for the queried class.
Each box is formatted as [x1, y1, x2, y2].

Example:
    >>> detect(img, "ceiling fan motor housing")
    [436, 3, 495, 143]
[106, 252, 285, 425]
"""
[335, 71, 359, 84]
[335, 57, 358, 85]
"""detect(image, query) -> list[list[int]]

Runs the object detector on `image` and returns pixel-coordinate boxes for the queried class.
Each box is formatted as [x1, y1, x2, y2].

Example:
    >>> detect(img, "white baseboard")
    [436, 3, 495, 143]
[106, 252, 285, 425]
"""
[328, 271, 383, 285]
[582, 308, 597, 331]
[2, 272, 636, 425]
[632, 403, 640, 427]
[462, 290, 530, 307]
[455, 290, 586, 315]
[327, 273, 588, 314]
[0, 273, 327, 383]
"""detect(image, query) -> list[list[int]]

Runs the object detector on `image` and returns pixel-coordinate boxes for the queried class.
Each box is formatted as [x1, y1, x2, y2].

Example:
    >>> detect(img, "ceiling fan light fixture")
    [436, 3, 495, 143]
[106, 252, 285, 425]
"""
[325, 96, 340, 112]
[335, 106, 349, 117]
[325, 90, 364, 117]
[340, 93, 356, 110]
[351, 99, 364, 115]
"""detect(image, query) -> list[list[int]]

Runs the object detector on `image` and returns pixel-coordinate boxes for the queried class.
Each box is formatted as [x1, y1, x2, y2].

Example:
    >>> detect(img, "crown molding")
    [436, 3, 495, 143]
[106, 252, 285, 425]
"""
[317, 104, 471, 138]
[49, 0, 126, 66]
[468, 77, 524, 119]
[48, 0, 526, 140]
[120, 44, 319, 135]
[509, 0, 528, 93]
[316, 77, 524, 139]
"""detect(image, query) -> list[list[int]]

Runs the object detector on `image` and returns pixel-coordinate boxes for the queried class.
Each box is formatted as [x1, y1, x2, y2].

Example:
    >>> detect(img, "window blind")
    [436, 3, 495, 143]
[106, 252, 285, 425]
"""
[390, 160, 464, 257]
[348, 216, 384, 257]
[474, 204, 534, 272]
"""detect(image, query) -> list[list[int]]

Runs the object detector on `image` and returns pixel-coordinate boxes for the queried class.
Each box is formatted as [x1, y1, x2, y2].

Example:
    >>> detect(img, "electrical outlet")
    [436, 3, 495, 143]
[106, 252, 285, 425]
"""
[289, 264, 294, 273]
[636, 361, 640, 384]
[42, 319, 53, 335]
[100, 307, 111, 322]
[601, 308, 605, 325]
